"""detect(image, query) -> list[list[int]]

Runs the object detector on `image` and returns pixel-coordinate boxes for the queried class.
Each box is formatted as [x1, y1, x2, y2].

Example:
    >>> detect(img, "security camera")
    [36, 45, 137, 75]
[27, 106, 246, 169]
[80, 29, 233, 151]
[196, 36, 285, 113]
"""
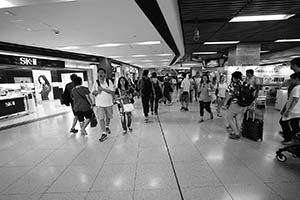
[53, 29, 60, 35]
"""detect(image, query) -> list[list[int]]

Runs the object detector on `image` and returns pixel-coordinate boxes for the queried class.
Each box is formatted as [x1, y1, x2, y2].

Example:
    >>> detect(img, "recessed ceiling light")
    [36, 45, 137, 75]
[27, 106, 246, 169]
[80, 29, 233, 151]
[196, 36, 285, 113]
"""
[192, 52, 217, 55]
[204, 41, 240, 45]
[95, 43, 124, 48]
[159, 59, 170, 61]
[275, 39, 300, 42]
[230, 14, 295, 22]
[133, 41, 161, 45]
[0, 0, 14, 9]
[131, 55, 147, 57]
[59, 46, 80, 50]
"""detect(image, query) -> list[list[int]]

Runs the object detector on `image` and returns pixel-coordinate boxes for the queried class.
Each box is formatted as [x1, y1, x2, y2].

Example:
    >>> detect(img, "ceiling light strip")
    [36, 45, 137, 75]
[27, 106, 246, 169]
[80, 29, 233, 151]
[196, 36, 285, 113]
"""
[275, 39, 300, 43]
[204, 41, 240, 45]
[192, 52, 217, 55]
[230, 14, 295, 22]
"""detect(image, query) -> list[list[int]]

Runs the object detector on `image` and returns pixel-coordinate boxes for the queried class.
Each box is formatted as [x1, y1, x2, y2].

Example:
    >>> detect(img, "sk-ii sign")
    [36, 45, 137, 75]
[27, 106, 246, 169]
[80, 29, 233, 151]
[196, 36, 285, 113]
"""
[19, 57, 38, 66]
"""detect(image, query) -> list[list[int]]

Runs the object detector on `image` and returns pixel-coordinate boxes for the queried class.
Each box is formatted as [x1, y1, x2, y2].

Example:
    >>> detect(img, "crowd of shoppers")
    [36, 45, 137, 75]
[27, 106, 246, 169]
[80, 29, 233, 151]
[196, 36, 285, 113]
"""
[63, 58, 300, 146]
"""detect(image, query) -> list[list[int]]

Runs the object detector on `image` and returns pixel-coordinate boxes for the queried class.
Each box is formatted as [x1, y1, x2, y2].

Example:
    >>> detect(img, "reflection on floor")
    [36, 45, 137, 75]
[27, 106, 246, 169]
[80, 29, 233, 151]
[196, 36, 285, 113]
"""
[0, 101, 299, 200]
[0, 100, 70, 130]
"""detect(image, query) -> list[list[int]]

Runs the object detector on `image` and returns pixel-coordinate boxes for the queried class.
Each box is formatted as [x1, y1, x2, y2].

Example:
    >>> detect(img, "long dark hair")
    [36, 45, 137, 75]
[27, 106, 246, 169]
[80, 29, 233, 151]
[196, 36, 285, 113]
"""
[200, 74, 210, 84]
[38, 75, 51, 88]
[117, 76, 129, 90]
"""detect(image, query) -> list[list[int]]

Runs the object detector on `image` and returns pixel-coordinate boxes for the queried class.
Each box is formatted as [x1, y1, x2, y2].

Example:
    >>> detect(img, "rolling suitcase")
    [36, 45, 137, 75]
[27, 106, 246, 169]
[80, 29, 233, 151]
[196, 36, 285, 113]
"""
[241, 108, 264, 141]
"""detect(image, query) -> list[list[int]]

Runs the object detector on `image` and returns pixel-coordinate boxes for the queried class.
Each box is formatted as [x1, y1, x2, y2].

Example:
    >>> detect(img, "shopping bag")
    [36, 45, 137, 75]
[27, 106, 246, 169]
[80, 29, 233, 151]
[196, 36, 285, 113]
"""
[123, 103, 134, 113]
[90, 111, 98, 128]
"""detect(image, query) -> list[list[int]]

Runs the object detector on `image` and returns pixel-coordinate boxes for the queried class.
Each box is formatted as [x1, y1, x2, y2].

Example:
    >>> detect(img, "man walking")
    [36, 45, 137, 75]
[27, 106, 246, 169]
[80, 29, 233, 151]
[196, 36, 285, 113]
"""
[92, 68, 114, 142]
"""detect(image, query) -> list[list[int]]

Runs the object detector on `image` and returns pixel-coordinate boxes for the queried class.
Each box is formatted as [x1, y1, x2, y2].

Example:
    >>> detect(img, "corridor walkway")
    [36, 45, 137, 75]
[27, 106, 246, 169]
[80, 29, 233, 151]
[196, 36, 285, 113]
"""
[0, 102, 299, 200]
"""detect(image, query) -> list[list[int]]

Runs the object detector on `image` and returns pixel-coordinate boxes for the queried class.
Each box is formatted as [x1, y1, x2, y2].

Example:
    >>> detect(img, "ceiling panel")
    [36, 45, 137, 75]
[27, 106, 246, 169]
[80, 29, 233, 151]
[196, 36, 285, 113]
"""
[179, 0, 300, 64]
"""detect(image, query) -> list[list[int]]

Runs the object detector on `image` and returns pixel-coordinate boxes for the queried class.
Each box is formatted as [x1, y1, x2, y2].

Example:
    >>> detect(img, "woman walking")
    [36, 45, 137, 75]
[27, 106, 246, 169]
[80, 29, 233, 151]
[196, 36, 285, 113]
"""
[198, 75, 214, 122]
[115, 77, 135, 134]
[71, 76, 94, 135]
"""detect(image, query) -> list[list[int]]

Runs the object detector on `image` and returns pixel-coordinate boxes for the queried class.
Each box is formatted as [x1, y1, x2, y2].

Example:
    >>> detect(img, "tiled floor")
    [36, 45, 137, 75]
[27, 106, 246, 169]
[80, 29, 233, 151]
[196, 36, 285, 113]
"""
[0, 101, 300, 200]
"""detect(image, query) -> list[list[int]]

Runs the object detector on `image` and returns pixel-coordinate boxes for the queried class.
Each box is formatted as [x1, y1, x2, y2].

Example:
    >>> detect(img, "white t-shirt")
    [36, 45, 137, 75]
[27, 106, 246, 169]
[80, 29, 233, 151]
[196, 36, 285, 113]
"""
[92, 79, 114, 107]
[283, 85, 300, 120]
[181, 78, 190, 92]
[218, 82, 228, 98]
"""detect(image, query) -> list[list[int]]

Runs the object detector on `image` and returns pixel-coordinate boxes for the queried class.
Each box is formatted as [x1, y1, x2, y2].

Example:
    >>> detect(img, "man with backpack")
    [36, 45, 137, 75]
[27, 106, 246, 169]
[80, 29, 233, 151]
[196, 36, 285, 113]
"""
[92, 68, 114, 142]
[226, 71, 256, 139]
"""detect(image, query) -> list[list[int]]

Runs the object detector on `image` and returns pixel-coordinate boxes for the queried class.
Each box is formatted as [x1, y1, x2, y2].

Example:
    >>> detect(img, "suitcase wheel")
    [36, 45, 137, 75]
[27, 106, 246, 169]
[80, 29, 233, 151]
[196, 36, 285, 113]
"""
[276, 153, 287, 162]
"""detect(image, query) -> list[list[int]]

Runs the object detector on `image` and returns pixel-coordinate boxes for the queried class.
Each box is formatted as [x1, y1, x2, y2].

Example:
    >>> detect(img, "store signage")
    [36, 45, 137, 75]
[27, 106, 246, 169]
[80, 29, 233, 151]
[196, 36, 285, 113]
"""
[0, 97, 25, 117]
[0, 54, 65, 68]
[5, 100, 16, 107]
[19, 57, 38, 66]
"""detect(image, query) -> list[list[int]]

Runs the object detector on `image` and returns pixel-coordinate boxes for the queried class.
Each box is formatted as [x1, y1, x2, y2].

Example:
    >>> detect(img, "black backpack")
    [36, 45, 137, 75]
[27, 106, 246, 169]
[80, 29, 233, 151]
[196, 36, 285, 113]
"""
[61, 89, 71, 106]
[237, 82, 256, 107]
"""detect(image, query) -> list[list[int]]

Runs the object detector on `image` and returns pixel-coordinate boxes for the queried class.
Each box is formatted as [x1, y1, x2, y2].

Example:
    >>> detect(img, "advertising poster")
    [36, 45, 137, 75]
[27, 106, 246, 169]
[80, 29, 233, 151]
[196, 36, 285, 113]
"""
[32, 70, 53, 103]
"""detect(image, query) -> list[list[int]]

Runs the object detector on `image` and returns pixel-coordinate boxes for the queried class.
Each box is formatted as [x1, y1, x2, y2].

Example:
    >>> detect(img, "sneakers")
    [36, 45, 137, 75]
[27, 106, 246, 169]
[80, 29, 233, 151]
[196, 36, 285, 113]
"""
[99, 133, 107, 142]
[217, 113, 222, 117]
[151, 111, 154, 115]
[106, 127, 111, 134]
[229, 133, 241, 140]
[184, 107, 189, 111]
[122, 130, 128, 135]
[145, 117, 149, 123]
[180, 107, 185, 111]
[128, 127, 133, 132]
[70, 128, 78, 133]
[210, 114, 214, 120]
[199, 119, 204, 123]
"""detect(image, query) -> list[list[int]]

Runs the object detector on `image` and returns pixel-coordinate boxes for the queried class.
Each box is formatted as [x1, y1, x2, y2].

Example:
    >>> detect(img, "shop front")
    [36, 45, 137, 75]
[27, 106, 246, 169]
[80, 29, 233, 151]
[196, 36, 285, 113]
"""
[0, 53, 94, 127]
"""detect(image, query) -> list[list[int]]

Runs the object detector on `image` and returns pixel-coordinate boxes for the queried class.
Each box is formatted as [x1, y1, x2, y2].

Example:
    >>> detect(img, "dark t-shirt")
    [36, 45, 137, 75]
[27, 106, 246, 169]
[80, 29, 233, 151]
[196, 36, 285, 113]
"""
[71, 86, 91, 112]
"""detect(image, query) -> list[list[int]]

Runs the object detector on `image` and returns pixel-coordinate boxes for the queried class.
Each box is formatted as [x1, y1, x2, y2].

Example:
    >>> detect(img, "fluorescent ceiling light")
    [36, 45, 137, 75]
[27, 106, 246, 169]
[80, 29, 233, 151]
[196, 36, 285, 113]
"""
[131, 55, 147, 57]
[156, 54, 173, 56]
[275, 39, 300, 42]
[59, 46, 80, 50]
[230, 14, 295, 22]
[193, 52, 217, 55]
[260, 50, 270, 53]
[0, 0, 14, 9]
[290, 56, 300, 59]
[133, 41, 161, 45]
[204, 41, 240, 45]
[95, 43, 124, 47]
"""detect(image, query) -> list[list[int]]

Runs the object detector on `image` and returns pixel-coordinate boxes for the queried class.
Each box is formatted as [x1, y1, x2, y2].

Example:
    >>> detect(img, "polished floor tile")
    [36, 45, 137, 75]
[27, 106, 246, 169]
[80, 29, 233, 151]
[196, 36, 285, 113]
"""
[0, 101, 299, 199]
[135, 163, 177, 190]
[182, 186, 232, 200]
[90, 164, 136, 192]
[174, 161, 221, 188]
[267, 182, 300, 200]
[86, 191, 133, 200]
[40, 192, 87, 200]
[134, 189, 181, 200]
[47, 165, 98, 193]
[3, 166, 65, 194]
[225, 183, 283, 200]
[138, 147, 169, 164]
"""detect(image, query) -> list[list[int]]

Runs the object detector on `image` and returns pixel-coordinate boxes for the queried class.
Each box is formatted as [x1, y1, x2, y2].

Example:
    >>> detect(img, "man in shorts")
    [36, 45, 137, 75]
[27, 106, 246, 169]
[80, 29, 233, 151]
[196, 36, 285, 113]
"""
[180, 72, 190, 111]
[92, 68, 114, 142]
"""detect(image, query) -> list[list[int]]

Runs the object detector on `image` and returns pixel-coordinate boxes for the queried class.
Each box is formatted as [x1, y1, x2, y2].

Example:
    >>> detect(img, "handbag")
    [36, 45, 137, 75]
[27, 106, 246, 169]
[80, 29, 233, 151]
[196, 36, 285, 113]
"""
[118, 88, 135, 113]
[123, 103, 135, 113]
[90, 112, 97, 127]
